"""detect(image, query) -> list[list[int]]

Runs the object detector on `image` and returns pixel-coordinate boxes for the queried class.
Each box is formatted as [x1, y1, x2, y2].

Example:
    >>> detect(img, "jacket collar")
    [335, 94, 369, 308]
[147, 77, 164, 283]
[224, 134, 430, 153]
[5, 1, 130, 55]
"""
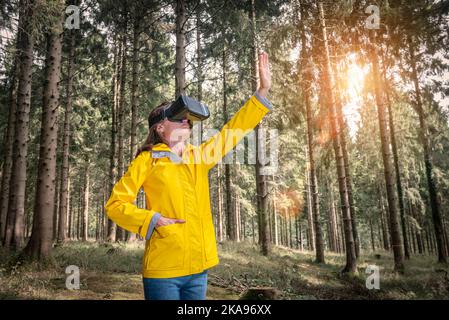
[151, 143, 195, 163]
[151, 143, 171, 152]
[152, 143, 195, 152]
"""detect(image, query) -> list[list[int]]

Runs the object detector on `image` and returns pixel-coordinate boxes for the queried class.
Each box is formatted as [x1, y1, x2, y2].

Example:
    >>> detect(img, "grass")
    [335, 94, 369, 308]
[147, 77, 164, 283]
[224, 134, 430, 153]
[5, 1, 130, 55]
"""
[0, 241, 448, 300]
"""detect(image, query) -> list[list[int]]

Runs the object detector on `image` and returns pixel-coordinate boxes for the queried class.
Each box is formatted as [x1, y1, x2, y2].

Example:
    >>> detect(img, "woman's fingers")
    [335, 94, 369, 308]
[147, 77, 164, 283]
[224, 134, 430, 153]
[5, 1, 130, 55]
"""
[157, 216, 186, 227]
[259, 51, 266, 69]
[257, 51, 271, 95]
[259, 51, 268, 68]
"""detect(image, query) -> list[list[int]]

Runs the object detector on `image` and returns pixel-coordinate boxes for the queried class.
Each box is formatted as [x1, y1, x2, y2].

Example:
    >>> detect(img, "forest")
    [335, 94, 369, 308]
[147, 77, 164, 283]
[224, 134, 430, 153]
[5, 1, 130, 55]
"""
[0, 0, 449, 300]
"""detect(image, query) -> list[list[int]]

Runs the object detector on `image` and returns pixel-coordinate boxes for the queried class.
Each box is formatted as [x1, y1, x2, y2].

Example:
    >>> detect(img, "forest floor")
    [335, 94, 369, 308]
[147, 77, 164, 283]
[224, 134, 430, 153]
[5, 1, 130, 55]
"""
[1, 241, 448, 300]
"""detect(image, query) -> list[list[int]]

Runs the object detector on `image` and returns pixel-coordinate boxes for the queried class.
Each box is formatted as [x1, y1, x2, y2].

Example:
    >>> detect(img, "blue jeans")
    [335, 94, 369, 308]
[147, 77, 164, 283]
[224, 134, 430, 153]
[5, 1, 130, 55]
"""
[143, 270, 208, 300]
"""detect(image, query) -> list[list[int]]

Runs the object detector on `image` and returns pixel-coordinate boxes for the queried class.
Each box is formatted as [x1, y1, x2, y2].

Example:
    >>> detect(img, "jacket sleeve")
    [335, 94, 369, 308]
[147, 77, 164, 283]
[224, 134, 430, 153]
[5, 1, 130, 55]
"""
[104, 151, 160, 239]
[199, 92, 272, 170]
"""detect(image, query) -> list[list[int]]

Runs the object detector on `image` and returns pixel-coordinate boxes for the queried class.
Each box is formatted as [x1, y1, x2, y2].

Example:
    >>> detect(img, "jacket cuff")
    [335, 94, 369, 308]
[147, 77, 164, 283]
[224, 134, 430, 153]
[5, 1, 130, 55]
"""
[254, 91, 273, 110]
[145, 212, 162, 240]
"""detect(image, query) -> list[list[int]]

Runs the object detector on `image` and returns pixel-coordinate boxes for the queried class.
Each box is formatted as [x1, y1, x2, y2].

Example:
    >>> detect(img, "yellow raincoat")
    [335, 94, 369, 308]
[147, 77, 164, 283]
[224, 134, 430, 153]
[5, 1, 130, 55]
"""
[104, 94, 271, 278]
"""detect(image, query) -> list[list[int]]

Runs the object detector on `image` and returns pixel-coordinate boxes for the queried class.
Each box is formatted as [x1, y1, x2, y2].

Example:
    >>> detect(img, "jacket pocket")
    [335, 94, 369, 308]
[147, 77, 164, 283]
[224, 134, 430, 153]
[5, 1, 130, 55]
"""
[146, 223, 185, 271]
[203, 218, 218, 262]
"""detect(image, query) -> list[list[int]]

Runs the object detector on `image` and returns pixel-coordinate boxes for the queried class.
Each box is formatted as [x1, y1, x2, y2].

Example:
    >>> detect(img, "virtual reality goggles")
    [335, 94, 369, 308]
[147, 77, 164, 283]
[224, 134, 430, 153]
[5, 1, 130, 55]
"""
[148, 95, 210, 128]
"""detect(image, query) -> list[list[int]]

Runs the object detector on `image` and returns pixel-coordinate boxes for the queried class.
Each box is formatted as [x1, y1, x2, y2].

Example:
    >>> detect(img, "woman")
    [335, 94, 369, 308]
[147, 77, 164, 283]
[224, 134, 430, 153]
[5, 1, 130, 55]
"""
[104, 52, 272, 300]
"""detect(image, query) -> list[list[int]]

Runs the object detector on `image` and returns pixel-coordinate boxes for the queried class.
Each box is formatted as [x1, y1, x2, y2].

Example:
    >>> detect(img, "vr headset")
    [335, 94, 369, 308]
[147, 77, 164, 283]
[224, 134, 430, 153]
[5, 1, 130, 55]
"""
[148, 95, 210, 128]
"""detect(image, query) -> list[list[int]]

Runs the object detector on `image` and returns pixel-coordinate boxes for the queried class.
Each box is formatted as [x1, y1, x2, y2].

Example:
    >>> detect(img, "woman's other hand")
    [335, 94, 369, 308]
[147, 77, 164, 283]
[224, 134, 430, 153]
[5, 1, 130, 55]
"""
[155, 216, 186, 228]
[257, 51, 271, 98]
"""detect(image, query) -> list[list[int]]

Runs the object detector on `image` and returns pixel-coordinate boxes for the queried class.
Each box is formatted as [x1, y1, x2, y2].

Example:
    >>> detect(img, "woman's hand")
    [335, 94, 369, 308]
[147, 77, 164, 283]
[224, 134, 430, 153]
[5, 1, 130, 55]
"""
[257, 51, 271, 98]
[155, 216, 186, 228]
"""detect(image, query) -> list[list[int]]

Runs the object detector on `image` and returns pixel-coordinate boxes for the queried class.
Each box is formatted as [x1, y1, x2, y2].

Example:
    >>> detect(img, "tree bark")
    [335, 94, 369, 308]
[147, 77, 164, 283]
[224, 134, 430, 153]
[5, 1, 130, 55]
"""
[216, 165, 223, 242]
[251, 0, 270, 256]
[369, 31, 404, 272]
[127, 8, 141, 243]
[318, 2, 356, 273]
[369, 219, 376, 252]
[305, 159, 315, 251]
[327, 179, 338, 252]
[53, 163, 60, 240]
[82, 162, 90, 241]
[410, 202, 423, 254]
[236, 192, 241, 242]
[332, 60, 360, 258]
[380, 43, 410, 259]
[175, 0, 186, 97]
[107, 37, 119, 242]
[67, 178, 72, 239]
[222, 47, 235, 241]
[378, 185, 391, 251]
[23, 4, 63, 259]
[116, 20, 128, 242]
[0, 58, 18, 244]
[57, 28, 76, 243]
[273, 195, 279, 246]
[299, 2, 324, 262]
[5, 0, 36, 249]
[408, 37, 447, 263]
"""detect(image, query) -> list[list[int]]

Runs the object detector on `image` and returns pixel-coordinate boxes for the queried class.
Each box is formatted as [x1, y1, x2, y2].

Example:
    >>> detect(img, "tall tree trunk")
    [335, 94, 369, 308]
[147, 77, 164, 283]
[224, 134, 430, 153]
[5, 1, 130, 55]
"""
[250, 0, 270, 256]
[289, 216, 293, 248]
[57, 28, 75, 243]
[338, 208, 345, 254]
[175, 0, 186, 97]
[408, 221, 416, 255]
[408, 37, 447, 263]
[410, 202, 423, 254]
[318, 2, 356, 273]
[196, 6, 203, 142]
[268, 194, 273, 243]
[236, 192, 241, 242]
[305, 158, 315, 251]
[53, 164, 60, 240]
[5, 0, 36, 249]
[116, 22, 128, 242]
[107, 37, 119, 242]
[241, 208, 246, 241]
[102, 183, 107, 241]
[67, 177, 72, 240]
[23, 4, 63, 259]
[327, 179, 338, 252]
[369, 31, 404, 272]
[299, 2, 324, 262]
[82, 162, 90, 241]
[0, 58, 18, 244]
[369, 219, 376, 252]
[295, 214, 299, 249]
[77, 184, 81, 240]
[251, 215, 255, 244]
[127, 10, 141, 243]
[378, 185, 391, 251]
[222, 48, 235, 241]
[273, 195, 279, 246]
[216, 165, 223, 242]
[332, 60, 360, 258]
[381, 45, 410, 259]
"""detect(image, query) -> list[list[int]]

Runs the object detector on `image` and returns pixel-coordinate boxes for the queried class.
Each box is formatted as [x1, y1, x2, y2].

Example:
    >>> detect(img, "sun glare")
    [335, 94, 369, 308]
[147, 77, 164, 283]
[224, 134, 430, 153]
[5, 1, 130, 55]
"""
[341, 53, 369, 138]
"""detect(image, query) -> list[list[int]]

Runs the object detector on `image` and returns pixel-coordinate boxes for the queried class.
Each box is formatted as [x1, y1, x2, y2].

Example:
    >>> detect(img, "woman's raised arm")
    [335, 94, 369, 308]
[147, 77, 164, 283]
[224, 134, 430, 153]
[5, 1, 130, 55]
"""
[199, 52, 273, 170]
